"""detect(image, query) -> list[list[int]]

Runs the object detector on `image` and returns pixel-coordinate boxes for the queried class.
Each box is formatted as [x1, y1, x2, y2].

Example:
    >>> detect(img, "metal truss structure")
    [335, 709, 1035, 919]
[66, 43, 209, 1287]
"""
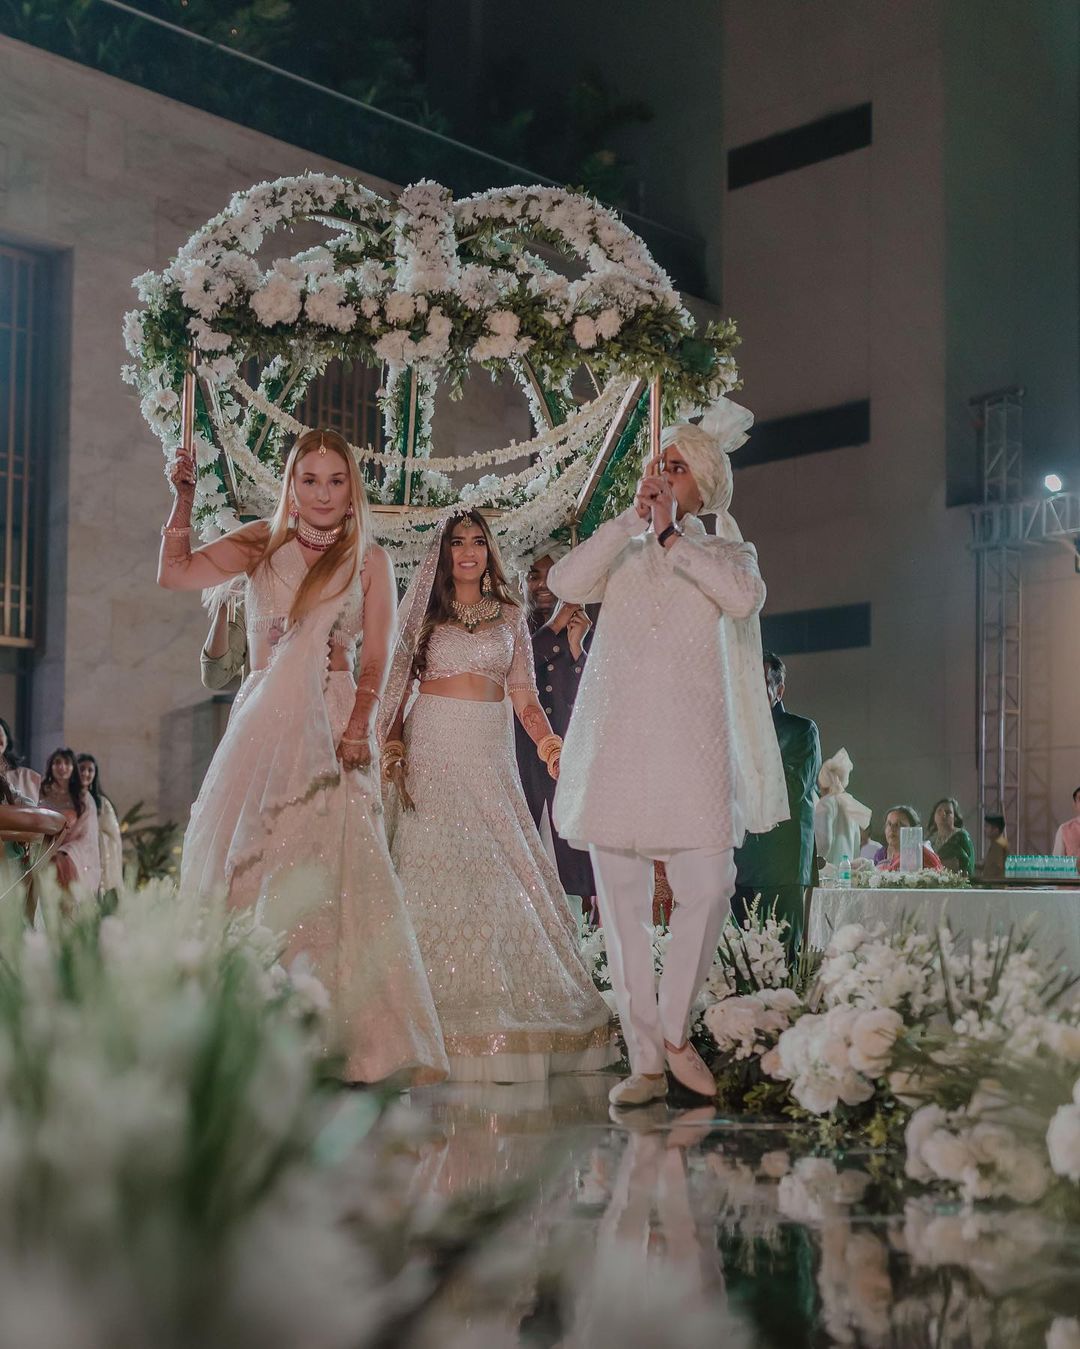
[969, 389, 1080, 852]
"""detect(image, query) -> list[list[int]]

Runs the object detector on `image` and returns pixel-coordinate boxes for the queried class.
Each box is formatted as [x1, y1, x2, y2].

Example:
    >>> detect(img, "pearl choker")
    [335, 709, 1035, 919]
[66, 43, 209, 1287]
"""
[296, 519, 343, 552]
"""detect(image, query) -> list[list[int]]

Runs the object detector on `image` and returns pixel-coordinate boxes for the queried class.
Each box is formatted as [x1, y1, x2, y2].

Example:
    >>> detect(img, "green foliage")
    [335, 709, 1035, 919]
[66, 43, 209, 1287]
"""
[120, 799, 182, 884]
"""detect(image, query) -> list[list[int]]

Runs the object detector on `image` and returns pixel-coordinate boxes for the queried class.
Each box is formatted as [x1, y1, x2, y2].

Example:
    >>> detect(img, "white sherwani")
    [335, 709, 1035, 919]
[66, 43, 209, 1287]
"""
[551, 508, 774, 854]
[547, 506, 787, 1077]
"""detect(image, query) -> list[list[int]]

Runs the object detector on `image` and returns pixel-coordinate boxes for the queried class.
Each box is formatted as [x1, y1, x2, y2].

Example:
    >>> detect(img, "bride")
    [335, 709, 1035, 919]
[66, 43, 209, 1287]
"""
[381, 511, 615, 1083]
[158, 428, 447, 1086]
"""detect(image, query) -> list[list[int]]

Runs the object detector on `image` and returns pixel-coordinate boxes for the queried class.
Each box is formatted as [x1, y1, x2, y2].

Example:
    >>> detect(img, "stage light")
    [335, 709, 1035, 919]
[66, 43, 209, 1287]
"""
[1044, 472, 1064, 492]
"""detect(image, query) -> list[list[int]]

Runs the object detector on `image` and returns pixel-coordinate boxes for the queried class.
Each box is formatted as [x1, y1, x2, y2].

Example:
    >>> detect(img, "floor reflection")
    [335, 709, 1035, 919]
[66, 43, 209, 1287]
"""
[403, 1076, 1080, 1348]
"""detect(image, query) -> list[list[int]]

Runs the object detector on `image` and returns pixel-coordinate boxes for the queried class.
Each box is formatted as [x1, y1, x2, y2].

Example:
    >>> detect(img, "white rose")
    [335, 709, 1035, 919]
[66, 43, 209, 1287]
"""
[1047, 1102, 1080, 1182]
[920, 1128, 977, 1184]
[761, 987, 802, 1014]
[848, 1008, 904, 1077]
[759, 1046, 783, 1078]
[828, 924, 868, 954]
[792, 1071, 840, 1115]
[887, 1068, 925, 1108]
[904, 1104, 948, 1182]
[1043, 1022, 1080, 1062]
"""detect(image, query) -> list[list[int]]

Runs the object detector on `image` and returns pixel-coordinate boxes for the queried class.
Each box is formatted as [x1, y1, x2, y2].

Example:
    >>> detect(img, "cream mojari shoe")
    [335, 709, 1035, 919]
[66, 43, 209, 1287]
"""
[608, 1073, 669, 1107]
[664, 1039, 717, 1098]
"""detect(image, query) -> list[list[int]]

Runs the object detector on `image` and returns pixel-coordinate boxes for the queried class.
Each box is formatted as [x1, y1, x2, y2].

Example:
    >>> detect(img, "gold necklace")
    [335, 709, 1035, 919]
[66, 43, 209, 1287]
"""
[450, 596, 501, 633]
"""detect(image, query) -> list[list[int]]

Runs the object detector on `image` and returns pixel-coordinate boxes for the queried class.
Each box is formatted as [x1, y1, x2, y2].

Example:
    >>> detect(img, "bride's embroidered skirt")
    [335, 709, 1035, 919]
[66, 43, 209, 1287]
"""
[184, 670, 448, 1087]
[392, 693, 616, 1082]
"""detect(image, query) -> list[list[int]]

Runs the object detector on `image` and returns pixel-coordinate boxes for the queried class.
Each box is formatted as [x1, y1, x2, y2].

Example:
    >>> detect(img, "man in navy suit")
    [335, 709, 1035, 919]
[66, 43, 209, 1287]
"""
[732, 652, 820, 952]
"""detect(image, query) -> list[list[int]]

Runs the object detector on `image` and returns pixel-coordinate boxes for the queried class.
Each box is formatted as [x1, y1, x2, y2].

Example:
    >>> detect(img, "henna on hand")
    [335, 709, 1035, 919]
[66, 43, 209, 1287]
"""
[520, 702, 548, 745]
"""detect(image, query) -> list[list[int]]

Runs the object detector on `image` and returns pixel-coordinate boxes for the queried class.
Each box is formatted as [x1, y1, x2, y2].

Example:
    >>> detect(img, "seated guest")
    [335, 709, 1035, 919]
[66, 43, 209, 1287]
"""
[981, 813, 1010, 880]
[0, 716, 40, 802]
[927, 796, 975, 877]
[873, 804, 942, 871]
[1052, 787, 1080, 860]
[814, 747, 871, 868]
[859, 822, 882, 861]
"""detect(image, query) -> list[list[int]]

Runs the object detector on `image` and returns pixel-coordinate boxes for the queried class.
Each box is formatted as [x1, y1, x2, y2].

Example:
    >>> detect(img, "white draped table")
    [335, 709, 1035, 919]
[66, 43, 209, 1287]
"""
[808, 886, 1080, 971]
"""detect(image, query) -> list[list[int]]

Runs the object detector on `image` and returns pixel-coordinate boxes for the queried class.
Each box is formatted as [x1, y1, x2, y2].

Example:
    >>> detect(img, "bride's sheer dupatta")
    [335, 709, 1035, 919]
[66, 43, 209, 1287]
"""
[183, 558, 370, 900]
[376, 532, 444, 845]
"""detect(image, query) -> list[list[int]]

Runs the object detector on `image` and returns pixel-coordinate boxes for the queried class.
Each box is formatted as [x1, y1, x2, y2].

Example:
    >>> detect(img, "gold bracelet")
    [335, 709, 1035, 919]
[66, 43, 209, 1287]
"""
[381, 738, 406, 758]
[340, 737, 370, 745]
[161, 525, 191, 539]
[356, 685, 382, 702]
[536, 733, 562, 765]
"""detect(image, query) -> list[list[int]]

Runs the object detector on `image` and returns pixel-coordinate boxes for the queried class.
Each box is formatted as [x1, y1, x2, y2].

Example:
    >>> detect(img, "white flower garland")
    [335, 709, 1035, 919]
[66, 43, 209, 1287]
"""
[125, 172, 739, 543]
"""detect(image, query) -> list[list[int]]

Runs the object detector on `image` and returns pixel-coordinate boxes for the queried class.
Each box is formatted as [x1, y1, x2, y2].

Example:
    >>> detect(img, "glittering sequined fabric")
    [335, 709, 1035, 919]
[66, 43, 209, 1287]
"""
[392, 692, 616, 1083]
[182, 553, 448, 1087]
[422, 610, 534, 691]
[550, 511, 784, 853]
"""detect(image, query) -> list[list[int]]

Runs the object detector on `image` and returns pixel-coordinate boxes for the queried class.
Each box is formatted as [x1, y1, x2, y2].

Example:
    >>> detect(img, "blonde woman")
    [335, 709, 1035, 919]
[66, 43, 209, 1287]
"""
[158, 428, 447, 1086]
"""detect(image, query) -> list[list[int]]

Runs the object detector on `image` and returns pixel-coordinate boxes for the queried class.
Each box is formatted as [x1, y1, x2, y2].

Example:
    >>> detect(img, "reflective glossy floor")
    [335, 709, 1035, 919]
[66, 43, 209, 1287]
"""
[404, 1074, 1080, 1349]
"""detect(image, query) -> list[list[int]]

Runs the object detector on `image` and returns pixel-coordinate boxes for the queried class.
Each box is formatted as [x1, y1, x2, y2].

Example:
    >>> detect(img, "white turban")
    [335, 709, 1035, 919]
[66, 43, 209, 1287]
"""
[522, 538, 570, 569]
[818, 747, 854, 795]
[660, 398, 754, 516]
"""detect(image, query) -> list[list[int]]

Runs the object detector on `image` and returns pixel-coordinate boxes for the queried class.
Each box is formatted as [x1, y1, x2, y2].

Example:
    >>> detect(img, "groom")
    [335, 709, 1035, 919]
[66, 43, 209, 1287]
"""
[548, 410, 787, 1105]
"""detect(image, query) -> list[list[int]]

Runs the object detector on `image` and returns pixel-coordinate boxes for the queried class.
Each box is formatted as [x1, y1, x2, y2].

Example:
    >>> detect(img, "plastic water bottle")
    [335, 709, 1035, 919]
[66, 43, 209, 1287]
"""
[838, 854, 852, 889]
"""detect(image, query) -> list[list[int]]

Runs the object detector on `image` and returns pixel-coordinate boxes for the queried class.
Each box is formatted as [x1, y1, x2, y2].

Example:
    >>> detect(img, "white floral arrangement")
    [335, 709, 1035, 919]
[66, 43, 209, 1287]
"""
[124, 172, 739, 563]
[597, 899, 1080, 1214]
[870, 866, 971, 890]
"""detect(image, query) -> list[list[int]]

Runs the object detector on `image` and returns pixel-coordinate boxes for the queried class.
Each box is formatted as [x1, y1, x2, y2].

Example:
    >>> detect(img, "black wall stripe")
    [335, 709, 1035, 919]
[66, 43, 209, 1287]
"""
[736, 400, 870, 469]
[761, 603, 872, 656]
[728, 103, 873, 190]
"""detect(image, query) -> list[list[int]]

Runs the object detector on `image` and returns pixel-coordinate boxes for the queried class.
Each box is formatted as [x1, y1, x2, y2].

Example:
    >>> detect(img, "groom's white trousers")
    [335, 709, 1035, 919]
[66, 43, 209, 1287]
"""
[589, 844, 735, 1076]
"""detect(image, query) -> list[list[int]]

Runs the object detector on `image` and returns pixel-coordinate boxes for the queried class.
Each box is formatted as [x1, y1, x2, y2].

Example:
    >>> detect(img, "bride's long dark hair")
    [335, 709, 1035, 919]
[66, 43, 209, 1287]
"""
[414, 511, 519, 675]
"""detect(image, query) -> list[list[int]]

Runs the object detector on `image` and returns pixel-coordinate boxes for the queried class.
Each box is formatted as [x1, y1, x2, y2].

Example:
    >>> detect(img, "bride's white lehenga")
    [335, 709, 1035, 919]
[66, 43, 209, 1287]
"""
[181, 541, 448, 1086]
[390, 611, 616, 1083]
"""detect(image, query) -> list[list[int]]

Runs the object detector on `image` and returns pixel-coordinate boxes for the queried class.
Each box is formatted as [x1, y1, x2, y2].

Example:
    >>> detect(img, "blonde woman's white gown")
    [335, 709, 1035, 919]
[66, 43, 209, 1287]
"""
[181, 541, 448, 1086]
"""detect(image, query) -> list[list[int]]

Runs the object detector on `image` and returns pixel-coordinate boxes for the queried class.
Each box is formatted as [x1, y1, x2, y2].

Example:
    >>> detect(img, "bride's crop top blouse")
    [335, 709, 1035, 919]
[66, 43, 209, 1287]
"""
[421, 607, 536, 694]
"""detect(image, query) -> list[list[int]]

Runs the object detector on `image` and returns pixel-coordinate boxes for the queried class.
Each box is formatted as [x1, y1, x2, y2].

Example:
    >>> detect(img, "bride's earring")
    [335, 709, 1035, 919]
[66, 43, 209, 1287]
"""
[482, 569, 492, 595]
[344, 504, 355, 520]
[288, 496, 299, 530]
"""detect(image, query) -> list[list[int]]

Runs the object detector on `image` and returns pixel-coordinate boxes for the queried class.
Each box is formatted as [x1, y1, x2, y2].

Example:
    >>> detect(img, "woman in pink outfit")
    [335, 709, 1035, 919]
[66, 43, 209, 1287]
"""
[158, 428, 447, 1086]
[39, 747, 100, 896]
